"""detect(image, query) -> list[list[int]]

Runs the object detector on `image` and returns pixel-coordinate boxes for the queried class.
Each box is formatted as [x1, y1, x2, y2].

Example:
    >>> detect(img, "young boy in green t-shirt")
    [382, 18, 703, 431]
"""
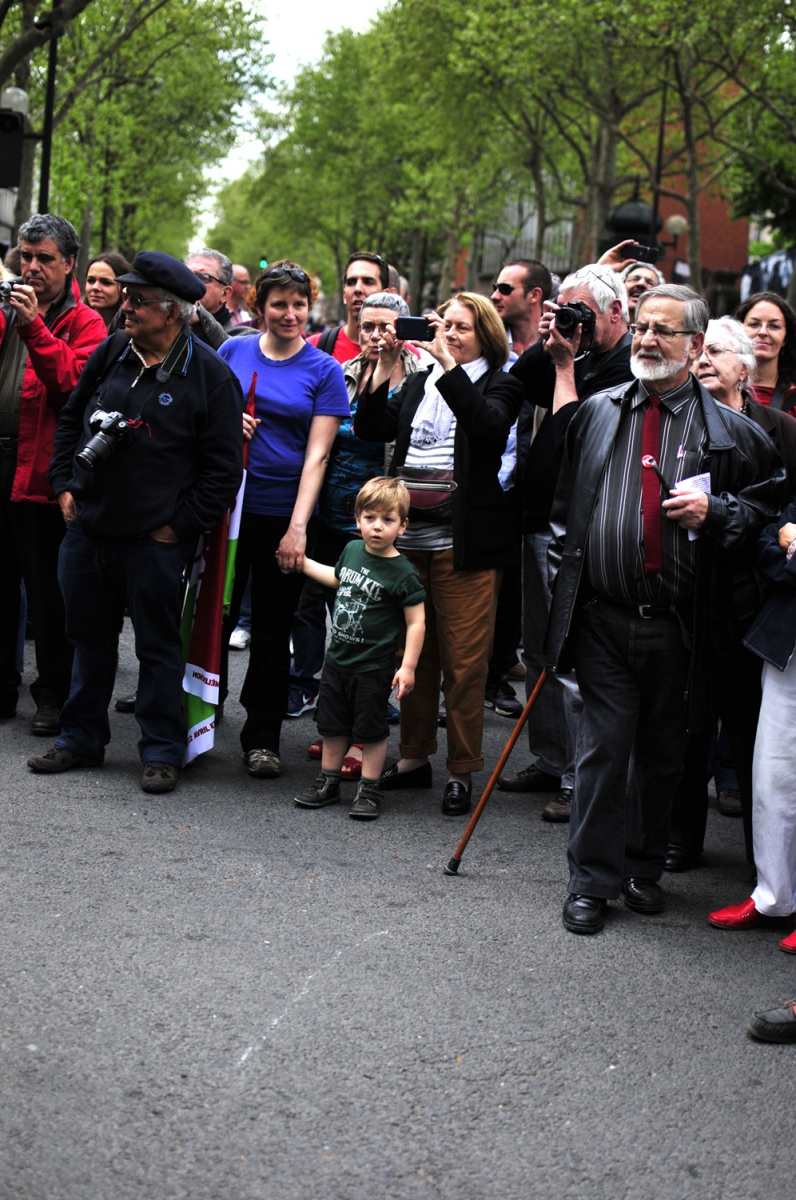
[294, 477, 426, 820]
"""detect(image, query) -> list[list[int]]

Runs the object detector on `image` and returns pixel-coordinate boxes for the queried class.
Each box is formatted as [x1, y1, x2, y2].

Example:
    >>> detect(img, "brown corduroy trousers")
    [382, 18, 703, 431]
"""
[399, 548, 501, 773]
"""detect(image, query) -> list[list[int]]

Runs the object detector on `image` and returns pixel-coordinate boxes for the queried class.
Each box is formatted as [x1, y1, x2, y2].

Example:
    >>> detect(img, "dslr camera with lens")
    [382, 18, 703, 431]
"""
[554, 300, 596, 342]
[75, 410, 136, 471]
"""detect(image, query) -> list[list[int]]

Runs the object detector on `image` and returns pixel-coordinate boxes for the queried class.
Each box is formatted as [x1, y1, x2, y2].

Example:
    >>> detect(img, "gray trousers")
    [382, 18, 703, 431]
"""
[522, 531, 582, 787]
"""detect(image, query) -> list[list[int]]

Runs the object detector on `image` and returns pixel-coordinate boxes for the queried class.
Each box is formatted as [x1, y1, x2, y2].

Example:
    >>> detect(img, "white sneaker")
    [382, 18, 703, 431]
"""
[229, 627, 251, 650]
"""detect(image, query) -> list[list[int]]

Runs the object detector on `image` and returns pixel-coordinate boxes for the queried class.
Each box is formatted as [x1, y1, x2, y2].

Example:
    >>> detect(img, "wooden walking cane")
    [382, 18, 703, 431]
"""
[444, 668, 549, 875]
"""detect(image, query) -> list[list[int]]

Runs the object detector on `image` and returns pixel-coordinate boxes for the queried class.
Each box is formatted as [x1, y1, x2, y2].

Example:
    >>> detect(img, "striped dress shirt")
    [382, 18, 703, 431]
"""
[586, 375, 708, 606]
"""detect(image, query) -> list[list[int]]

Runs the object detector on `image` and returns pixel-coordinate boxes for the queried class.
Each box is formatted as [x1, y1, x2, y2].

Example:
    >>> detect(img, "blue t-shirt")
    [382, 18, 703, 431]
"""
[218, 337, 350, 516]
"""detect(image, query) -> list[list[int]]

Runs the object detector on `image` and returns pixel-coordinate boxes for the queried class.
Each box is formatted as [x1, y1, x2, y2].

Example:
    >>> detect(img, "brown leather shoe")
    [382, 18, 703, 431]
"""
[542, 786, 572, 822]
[717, 787, 742, 817]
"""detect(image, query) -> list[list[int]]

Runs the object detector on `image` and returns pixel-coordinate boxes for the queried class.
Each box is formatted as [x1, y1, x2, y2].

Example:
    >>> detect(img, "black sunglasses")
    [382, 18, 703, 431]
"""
[492, 281, 517, 295]
[265, 267, 309, 284]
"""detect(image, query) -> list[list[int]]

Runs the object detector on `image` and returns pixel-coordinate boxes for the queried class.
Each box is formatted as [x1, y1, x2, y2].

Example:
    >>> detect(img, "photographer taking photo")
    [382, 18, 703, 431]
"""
[498, 264, 633, 820]
[28, 251, 243, 794]
[0, 214, 107, 736]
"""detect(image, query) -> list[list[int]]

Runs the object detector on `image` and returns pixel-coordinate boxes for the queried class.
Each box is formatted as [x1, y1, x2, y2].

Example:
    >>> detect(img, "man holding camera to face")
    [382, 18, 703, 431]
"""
[0, 214, 107, 736]
[497, 264, 633, 819]
[28, 251, 243, 793]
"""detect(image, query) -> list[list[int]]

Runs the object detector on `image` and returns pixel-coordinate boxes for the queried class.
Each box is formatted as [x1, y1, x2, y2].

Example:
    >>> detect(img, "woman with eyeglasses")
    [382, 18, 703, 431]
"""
[666, 317, 796, 875]
[354, 293, 524, 815]
[736, 291, 796, 417]
[83, 252, 132, 331]
[217, 261, 350, 780]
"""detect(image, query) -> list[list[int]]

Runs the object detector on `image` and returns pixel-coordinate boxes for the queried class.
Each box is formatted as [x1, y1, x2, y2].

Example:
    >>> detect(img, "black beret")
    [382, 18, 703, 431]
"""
[115, 251, 206, 303]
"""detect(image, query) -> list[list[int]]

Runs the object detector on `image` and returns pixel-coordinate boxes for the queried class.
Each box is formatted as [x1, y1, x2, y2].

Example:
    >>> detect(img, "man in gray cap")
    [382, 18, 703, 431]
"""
[28, 251, 244, 793]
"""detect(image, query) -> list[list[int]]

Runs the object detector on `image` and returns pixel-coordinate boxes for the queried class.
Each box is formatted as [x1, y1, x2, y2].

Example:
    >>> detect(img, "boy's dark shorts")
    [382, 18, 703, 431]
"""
[316, 663, 393, 743]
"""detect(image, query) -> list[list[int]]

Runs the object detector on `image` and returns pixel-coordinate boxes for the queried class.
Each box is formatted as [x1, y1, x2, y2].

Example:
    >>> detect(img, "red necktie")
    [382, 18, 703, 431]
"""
[641, 394, 662, 574]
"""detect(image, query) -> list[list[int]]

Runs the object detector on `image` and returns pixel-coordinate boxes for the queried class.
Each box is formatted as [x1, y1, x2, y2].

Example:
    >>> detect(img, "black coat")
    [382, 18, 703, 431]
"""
[544, 376, 785, 721]
[50, 332, 244, 542]
[354, 363, 524, 570]
[743, 500, 796, 670]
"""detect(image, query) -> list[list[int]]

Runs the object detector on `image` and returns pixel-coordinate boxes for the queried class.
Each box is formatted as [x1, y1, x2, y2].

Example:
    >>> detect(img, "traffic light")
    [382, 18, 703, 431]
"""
[258, 257, 268, 269]
[0, 109, 24, 188]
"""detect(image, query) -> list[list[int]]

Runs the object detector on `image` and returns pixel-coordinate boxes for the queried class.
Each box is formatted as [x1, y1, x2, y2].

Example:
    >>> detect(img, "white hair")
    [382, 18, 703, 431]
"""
[560, 264, 629, 323]
[706, 317, 756, 373]
[152, 287, 195, 324]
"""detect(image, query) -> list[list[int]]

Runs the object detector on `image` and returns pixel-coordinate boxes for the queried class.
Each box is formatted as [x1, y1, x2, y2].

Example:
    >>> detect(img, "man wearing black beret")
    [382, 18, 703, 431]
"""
[28, 251, 244, 793]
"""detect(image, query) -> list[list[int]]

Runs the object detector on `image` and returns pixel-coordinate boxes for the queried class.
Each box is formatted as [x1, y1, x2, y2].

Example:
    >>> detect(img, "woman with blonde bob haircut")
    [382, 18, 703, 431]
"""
[354, 291, 524, 815]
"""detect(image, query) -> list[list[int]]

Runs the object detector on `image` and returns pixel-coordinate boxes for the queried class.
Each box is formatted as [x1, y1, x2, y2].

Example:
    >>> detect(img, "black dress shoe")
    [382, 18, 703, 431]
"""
[497, 761, 561, 793]
[379, 760, 433, 790]
[30, 703, 62, 737]
[622, 877, 664, 914]
[664, 843, 702, 873]
[441, 779, 471, 816]
[115, 692, 137, 713]
[562, 894, 606, 934]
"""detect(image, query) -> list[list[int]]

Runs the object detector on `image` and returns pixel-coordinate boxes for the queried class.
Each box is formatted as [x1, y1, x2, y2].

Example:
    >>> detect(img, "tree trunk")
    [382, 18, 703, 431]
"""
[13, 117, 36, 233]
[465, 227, 483, 292]
[77, 198, 93, 284]
[675, 51, 704, 295]
[437, 226, 459, 304]
[408, 228, 425, 316]
[590, 116, 618, 260]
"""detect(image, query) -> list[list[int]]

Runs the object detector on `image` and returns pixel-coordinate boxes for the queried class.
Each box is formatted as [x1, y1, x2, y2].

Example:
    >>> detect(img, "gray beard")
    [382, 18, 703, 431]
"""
[631, 348, 689, 384]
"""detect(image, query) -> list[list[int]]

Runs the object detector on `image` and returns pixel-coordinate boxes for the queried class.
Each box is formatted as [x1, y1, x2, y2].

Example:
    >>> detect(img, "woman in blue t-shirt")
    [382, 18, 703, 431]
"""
[218, 262, 350, 779]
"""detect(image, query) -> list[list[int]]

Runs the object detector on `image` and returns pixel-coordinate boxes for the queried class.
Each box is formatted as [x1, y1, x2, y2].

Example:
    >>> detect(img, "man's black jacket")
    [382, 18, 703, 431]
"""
[543, 376, 786, 722]
[49, 331, 244, 542]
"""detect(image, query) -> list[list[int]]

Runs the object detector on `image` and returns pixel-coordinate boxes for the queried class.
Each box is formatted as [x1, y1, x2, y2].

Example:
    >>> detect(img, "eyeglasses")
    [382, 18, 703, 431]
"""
[360, 321, 396, 335]
[492, 281, 518, 296]
[20, 249, 59, 265]
[264, 267, 309, 284]
[700, 343, 734, 360]
[630, 323, 696, 341]
[191, 270, 226, 286]
[122, 288, 159, 309]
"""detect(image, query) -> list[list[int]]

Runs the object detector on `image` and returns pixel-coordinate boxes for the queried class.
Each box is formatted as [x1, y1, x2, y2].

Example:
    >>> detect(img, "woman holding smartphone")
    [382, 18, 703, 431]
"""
[354, 293, 524, 815]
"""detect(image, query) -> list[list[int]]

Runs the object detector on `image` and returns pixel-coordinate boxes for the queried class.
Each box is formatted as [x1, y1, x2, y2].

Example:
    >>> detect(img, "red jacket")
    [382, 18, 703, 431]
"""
[0, 279, 107, 503]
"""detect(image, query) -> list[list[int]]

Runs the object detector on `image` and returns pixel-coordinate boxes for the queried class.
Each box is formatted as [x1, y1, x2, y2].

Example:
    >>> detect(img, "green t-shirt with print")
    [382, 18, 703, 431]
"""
[325, 539, 425, 674]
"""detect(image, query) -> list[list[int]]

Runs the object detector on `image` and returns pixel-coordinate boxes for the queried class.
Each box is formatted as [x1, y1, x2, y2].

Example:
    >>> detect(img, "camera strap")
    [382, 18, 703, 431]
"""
[91, 330, 190, 425]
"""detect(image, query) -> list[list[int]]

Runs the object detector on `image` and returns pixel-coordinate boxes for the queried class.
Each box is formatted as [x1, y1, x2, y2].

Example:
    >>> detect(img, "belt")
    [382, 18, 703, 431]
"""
[596, 597, 678, 620]
[0, 436, 18, 449]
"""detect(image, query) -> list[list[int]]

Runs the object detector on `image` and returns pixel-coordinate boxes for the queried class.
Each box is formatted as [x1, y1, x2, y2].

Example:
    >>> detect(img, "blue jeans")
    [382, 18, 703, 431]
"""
[56, 521, 192, 765]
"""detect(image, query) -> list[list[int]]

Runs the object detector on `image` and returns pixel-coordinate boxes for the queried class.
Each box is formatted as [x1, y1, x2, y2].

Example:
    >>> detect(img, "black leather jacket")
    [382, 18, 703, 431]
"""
[544, 376, 785, 718]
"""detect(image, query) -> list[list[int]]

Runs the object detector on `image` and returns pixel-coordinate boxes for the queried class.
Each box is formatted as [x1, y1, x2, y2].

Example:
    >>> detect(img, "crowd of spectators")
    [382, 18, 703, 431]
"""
[3, 217, 796, 1041]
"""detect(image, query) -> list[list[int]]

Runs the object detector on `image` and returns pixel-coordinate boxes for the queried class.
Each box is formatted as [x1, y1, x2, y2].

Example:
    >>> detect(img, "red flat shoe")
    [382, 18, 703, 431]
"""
[341, 743, 363, 781]
[307, 738, 323, 760]
[708, 897, 762, 929]
[780, 928, 796, 954]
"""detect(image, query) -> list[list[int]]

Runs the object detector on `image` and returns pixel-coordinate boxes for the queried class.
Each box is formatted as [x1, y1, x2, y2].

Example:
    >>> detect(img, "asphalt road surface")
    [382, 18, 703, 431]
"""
[1, 626, 794, 1200]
